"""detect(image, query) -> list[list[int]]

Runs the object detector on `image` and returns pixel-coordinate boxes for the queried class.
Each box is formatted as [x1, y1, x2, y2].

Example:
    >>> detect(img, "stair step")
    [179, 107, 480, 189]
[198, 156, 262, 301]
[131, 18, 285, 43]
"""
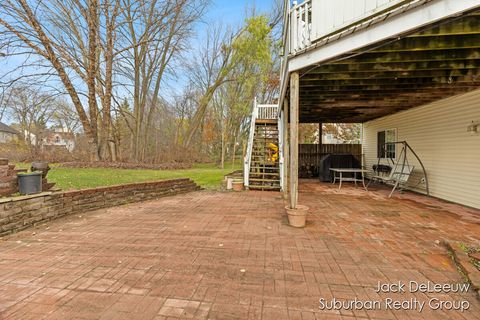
[255, 124, 277, 127]
[250, 162, 279, 166]
[249, 179, 280, 183]
[251, 166, 279, 169]
[252, 146, 278, 150]
[249, 172, 280, 176]
[253, 137, 278, 140]
[248, 185, 281, 191]
[251, 153, 278, 156]
[253, 139, 278, 141]
[250, 163, 279, 166]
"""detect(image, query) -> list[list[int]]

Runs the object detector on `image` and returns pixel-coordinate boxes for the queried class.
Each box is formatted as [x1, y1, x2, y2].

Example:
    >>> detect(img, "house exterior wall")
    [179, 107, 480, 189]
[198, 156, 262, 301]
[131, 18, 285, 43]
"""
[311, 0, 402, 40]
[42, 134, 75, 152]
[362, 89, 480, 209]
[0, 132, 16, 143]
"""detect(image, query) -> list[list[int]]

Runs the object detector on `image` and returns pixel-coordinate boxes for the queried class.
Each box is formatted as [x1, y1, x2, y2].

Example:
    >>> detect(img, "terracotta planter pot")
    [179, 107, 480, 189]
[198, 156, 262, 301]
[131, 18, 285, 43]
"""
[232, 180, 244, 192]
[285, 205, 309, 228]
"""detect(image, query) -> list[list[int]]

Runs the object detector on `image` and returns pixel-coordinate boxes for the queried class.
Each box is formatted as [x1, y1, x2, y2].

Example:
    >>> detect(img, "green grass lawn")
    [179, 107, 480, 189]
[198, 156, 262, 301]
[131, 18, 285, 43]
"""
[15, 163, 241, 191]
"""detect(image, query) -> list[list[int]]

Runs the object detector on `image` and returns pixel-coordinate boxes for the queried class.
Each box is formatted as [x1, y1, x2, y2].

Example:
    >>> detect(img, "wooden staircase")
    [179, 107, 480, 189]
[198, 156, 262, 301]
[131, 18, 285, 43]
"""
[248, 121, 280, 191]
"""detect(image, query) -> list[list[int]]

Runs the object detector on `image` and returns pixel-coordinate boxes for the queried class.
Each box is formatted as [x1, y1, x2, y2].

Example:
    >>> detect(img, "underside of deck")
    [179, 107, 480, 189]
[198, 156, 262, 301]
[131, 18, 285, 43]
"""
[288, 9, 480, 123]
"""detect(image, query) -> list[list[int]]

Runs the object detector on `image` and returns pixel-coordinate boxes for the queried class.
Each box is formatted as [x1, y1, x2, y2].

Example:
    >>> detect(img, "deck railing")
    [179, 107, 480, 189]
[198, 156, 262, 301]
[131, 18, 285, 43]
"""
[290, 0, 312, 53]
[257, 105, 278, 120]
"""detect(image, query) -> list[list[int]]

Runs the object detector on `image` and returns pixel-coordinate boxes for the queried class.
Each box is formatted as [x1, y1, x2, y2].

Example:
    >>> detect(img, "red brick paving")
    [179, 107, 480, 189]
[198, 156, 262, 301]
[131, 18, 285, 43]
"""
[0, 181, 479, 319]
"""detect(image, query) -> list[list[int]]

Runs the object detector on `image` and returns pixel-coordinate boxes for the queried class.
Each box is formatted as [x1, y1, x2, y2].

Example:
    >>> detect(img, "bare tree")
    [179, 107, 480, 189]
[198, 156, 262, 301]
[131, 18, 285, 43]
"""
[0, 0, 101, 159]
[183, 23, 236, 148]
[51, 100, 81, 134]
[115, 0, 207, 162]
[44, 0, 122, 160]
[6, 85, 58, 156]
[0, 87, 12, 121]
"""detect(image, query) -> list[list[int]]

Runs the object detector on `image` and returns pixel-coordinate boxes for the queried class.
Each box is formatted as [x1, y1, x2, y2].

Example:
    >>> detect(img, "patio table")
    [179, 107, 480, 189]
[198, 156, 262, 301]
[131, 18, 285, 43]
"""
[330, 168, 369, 191]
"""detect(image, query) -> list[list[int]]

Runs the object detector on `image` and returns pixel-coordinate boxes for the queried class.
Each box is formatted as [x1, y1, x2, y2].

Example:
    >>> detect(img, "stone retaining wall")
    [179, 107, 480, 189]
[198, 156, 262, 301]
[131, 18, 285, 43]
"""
[0, 159, 20, 197]
[0, 178, 200, 237]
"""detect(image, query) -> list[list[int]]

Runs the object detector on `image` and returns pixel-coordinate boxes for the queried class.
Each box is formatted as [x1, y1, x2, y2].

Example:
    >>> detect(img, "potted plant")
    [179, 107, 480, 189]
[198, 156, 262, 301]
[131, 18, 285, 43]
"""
[285, 204, 309, 228]
[17, 171, 43, 195]
[232, 179, 244, 191]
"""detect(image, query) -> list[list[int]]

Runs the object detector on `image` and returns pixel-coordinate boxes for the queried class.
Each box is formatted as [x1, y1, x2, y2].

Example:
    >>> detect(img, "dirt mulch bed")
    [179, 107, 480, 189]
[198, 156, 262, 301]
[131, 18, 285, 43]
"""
[58, 161, 192, 170]
[442, 240, 480, 300]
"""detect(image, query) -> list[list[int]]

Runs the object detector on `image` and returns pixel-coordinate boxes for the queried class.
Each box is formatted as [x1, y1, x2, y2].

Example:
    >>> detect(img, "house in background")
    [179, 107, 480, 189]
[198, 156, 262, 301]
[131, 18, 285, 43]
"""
[40, 127, 76, 152]
[0, 122, 19, 143]
[24, 127, 76, 152]
[244, 0, 480, 209]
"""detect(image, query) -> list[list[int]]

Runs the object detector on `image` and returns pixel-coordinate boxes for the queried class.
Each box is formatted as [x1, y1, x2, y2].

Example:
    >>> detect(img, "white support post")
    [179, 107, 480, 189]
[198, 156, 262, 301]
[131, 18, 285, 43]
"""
[289, 72, 299, 209]
[283, 99, 289, 199]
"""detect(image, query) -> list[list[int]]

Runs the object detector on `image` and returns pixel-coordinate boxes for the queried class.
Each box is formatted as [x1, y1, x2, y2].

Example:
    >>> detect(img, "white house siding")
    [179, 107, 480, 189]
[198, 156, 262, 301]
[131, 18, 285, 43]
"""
[311, 0, 403, 40]
[0, 132, 15, 143]
[362, 89, 480, 209]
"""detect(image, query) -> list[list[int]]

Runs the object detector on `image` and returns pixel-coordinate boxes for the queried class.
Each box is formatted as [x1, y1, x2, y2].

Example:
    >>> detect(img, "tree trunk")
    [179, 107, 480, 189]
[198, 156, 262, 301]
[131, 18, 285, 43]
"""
[231, 134, 237, 170]
[87, 0, 100, 161]
[220, 130, 225, 169]
[6, 0, 98, 160]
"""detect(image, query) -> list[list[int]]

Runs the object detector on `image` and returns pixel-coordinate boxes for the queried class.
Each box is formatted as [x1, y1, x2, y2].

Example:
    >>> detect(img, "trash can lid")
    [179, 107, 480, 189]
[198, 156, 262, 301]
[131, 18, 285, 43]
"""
[17, 171, 43, 176]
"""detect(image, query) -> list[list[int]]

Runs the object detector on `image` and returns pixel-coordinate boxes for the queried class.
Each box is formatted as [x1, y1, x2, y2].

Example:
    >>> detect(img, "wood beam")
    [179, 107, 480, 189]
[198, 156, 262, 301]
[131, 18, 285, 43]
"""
[300, 69, 480, 81]
[332, 48, 480, 65]
[283, 99, 289, 199]
[409, 15, 480, 37]
[354, 34, 480, 54]
[299, 90, 477, 102]
[289, 72, 299, 210]
[299, 84, 480, 93]
[297, 77, 479, 87]
[307, 60, 480, 74]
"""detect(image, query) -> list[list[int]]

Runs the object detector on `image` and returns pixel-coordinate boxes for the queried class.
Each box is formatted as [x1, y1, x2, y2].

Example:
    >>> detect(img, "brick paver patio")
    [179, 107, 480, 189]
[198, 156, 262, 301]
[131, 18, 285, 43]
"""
[0, 182, 479, 319]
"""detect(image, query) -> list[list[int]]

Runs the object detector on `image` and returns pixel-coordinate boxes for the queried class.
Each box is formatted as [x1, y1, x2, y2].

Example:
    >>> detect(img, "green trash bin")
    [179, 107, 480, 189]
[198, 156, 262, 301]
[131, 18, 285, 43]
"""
[17, 171, 43, 195]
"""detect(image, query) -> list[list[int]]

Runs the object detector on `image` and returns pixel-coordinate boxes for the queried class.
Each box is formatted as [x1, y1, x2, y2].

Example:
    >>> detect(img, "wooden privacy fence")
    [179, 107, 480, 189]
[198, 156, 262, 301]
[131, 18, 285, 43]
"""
[299, 144, 362, 177]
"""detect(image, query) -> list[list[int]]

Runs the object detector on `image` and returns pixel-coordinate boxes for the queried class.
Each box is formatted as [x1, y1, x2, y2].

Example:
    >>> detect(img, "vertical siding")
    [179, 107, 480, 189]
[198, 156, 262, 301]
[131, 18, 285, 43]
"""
[362, 89, 480, 209]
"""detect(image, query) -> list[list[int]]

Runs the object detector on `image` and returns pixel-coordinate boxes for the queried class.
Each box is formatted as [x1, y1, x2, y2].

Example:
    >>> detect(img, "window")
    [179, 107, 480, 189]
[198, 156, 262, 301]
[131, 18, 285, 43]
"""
[55, 136, 61, 143]
[377, 129, 396, 159]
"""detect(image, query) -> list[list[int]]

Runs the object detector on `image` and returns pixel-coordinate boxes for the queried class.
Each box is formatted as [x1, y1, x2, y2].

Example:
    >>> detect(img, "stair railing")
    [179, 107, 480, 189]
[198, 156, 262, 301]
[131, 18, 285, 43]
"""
[244, 98, 259, 187]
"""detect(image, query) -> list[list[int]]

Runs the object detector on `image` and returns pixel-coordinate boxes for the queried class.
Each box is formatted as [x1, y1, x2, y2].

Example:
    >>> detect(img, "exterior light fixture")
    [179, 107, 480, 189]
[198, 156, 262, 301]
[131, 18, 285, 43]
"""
[467, 121, 479, 135]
